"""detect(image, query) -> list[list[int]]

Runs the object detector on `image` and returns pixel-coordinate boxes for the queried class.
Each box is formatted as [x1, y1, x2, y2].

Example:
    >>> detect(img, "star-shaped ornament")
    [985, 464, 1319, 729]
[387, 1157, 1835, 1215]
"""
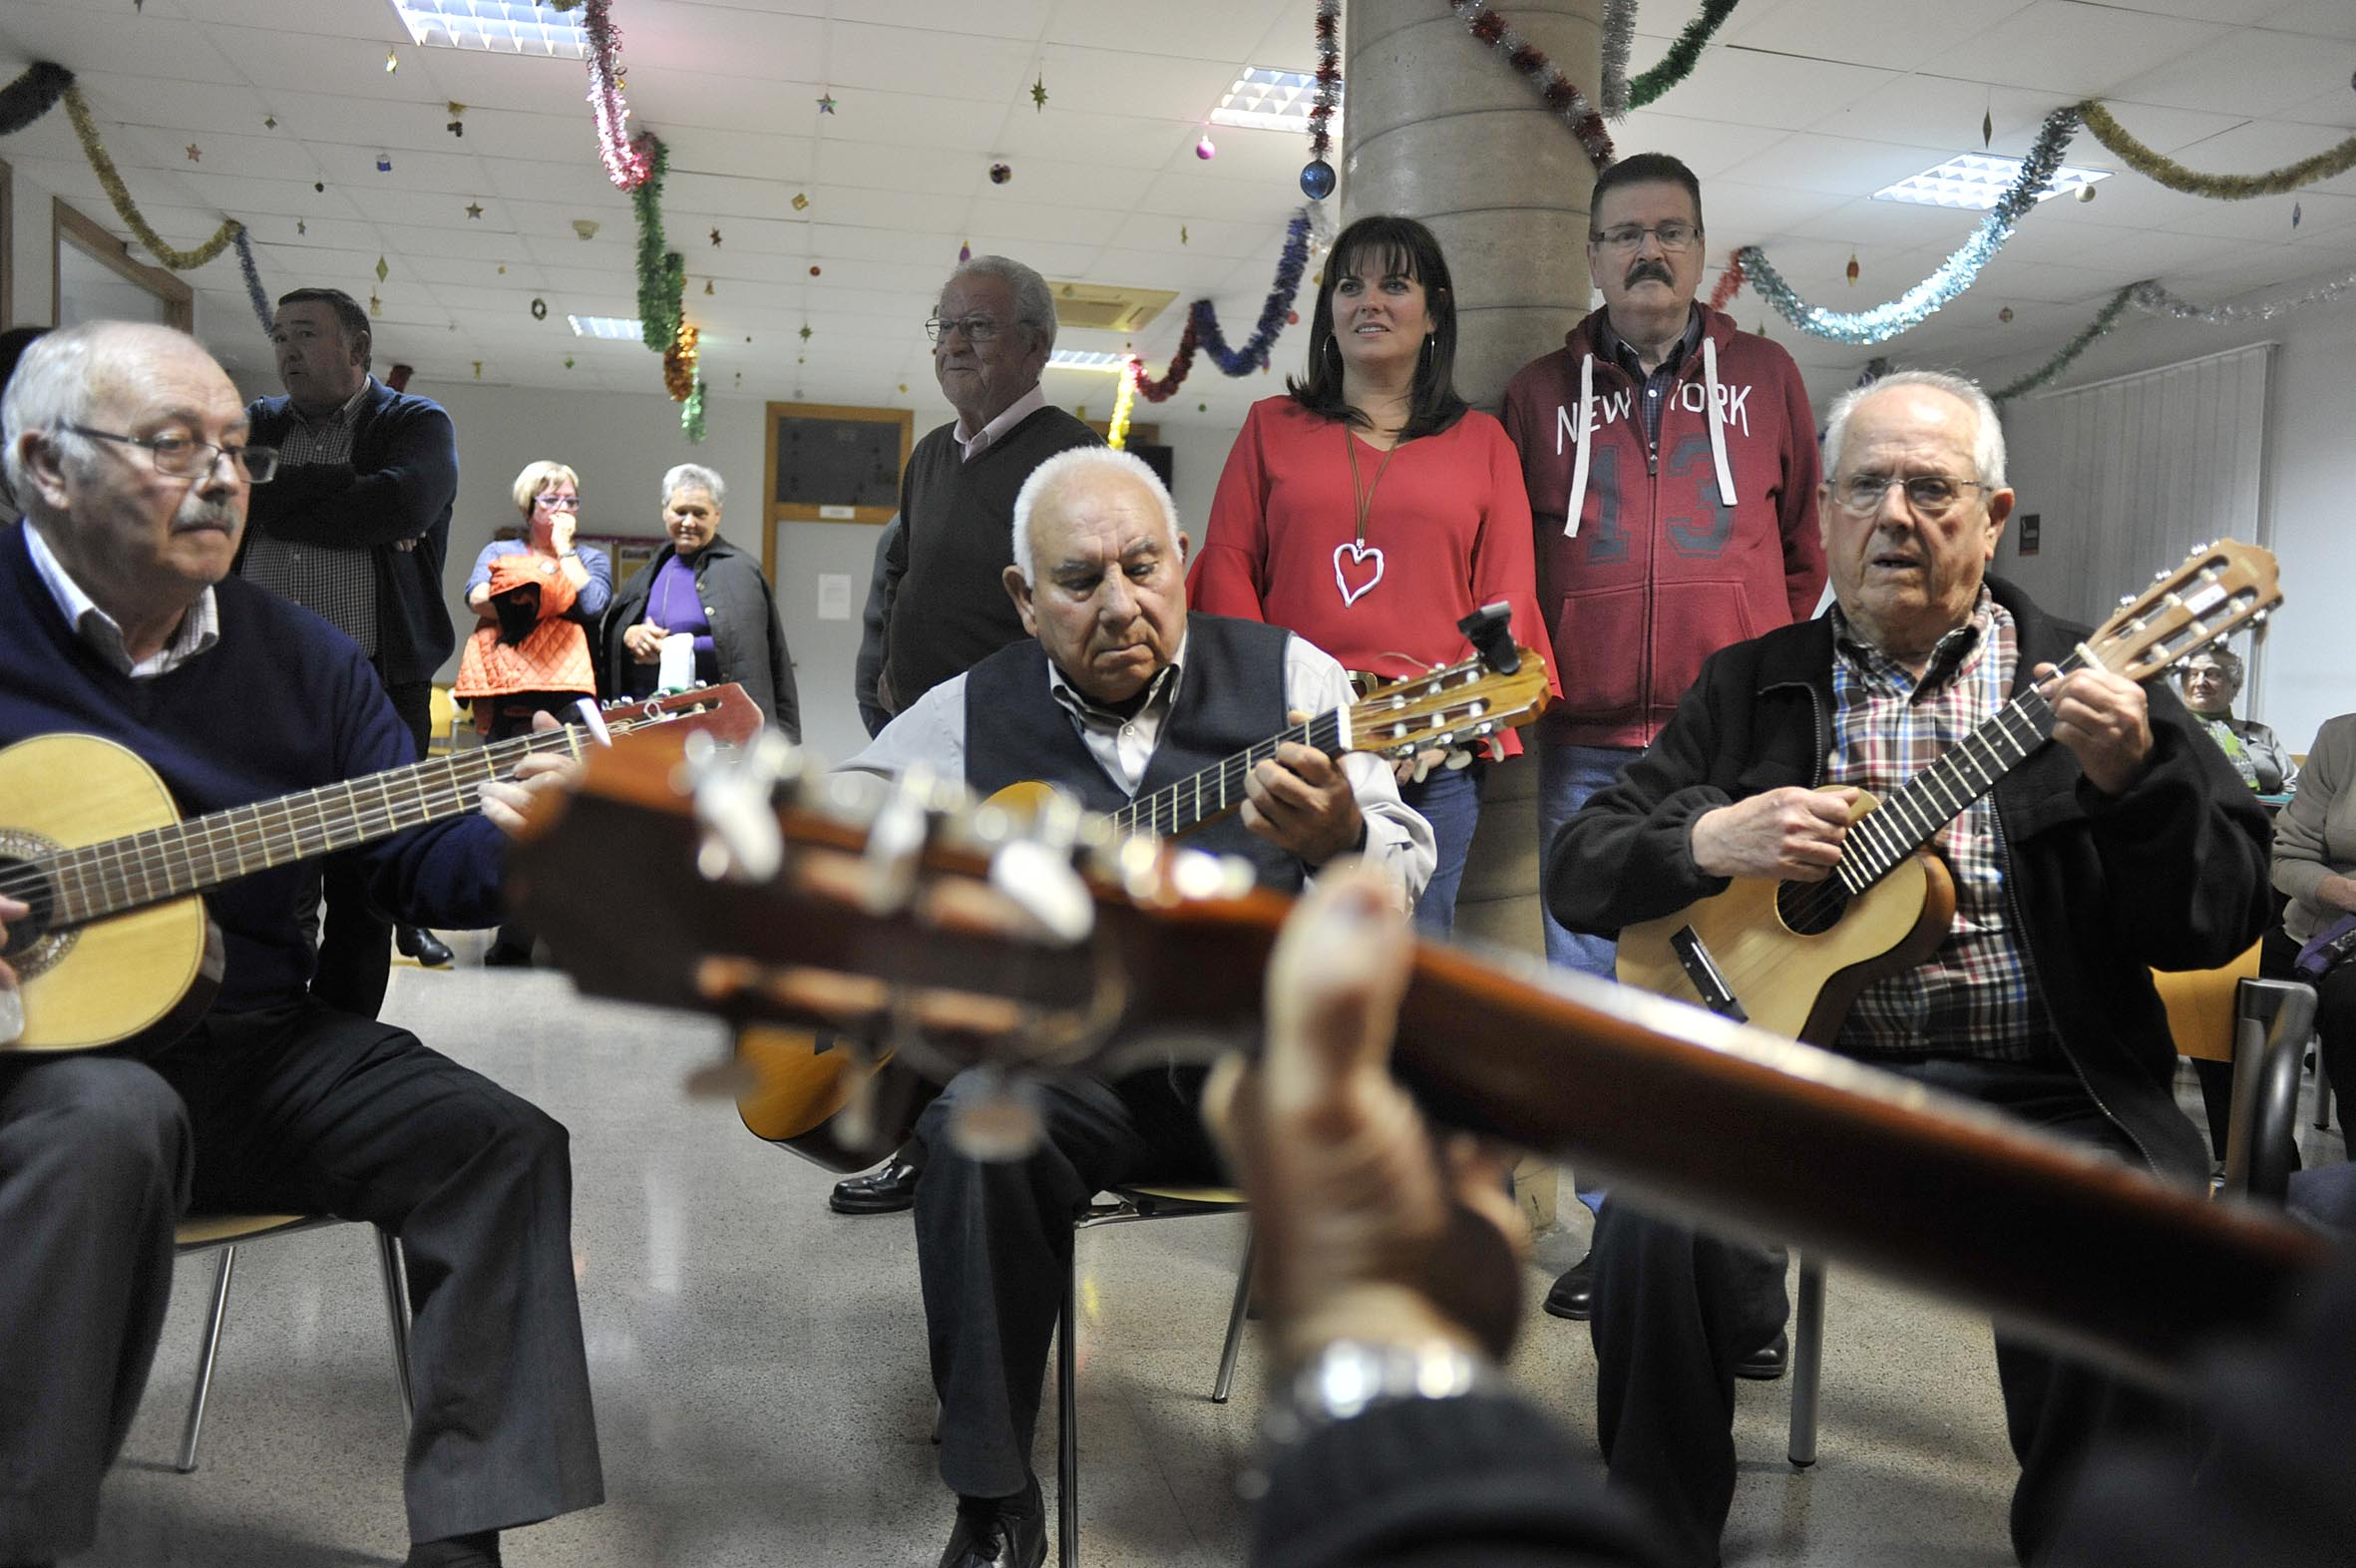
[816, 93, 837, 115]
[709, 226, 722, 246]
[1031, 75, 1047, 111]
[263, 115, 277, 130]
[798, 324, 813, 343]
[186, 144, 201, 163]
[296, 219, 307, 235]
[466, 201, 484, 219]
[791, 193, 810, 211]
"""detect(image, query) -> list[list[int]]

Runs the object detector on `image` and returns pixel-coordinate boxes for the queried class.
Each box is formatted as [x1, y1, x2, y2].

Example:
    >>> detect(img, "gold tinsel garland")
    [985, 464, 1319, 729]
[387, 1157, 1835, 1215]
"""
[662, 322, 700, 401]
[61, 85, 243, 268]
[2078, 101, 2356, 200]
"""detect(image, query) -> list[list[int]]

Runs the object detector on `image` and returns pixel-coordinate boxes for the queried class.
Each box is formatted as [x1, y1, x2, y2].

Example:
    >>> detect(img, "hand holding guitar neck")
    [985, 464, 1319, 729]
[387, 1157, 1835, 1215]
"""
[1242, 709, 1367, 869]
[478, 712, 583, 837]
[2036, 660, 2153, 797]
[1691, 786, 1860, 882]
[0, 894, 26, 1045]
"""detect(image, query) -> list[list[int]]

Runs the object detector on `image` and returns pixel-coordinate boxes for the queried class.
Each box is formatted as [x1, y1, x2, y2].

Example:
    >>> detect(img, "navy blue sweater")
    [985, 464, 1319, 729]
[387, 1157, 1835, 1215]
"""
[1, 523, 503, 1012]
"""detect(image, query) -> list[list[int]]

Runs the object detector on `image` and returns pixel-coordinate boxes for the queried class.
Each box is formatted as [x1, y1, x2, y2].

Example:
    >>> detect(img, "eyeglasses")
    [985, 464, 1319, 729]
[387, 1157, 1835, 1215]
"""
[1591, 220, 1701, 253]
[1830, 473, 1990, 518]
[925, 314, 1005, 345]
[535, 494, 581, 510]
[68, 425, 278, 483]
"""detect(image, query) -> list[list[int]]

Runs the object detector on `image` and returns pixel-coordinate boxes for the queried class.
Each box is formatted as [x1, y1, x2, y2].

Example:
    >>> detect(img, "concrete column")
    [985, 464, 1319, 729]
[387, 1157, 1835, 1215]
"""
[1340, 0, 1604, 969]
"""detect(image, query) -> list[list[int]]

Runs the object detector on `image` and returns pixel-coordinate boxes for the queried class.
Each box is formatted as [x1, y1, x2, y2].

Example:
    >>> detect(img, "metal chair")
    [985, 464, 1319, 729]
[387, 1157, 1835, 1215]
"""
[172, 1213, 414, 1472]
[1785, 968, 2317, 1468]
[1054, 1185, 1253, 1568]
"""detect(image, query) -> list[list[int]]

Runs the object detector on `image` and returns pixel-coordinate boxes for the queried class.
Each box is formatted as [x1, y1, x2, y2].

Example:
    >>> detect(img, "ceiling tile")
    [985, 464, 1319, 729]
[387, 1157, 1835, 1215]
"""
[2104, 25, 2356, 115]
[1719, 0, 2038, 71]
[1939, 2, 2225, 99]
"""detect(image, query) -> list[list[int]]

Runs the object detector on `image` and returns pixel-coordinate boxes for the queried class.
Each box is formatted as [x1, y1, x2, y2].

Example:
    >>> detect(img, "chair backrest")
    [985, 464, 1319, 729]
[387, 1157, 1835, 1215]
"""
[428, 684, 458, 757]
[2153, 941, 2263, 1064]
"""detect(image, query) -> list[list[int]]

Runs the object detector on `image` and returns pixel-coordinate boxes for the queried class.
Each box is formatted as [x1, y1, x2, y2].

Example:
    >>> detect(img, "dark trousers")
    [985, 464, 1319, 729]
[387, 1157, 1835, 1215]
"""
[914, 1064, 1221, 1499]
[483, 690, 584, 960]
[0, 1004, 602, 1556]
[311, 676, 434, 1016]
[1590, 1058, 2181, 1568]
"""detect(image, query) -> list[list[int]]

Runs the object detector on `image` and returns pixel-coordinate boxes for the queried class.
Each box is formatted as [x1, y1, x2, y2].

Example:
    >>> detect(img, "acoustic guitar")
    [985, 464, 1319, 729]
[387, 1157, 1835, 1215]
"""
[0, 683, 760, 1053]
[730, 631, 1554, 1157]
[1617, 541, 2282, 1042]
[509, 726, 2327, 1382]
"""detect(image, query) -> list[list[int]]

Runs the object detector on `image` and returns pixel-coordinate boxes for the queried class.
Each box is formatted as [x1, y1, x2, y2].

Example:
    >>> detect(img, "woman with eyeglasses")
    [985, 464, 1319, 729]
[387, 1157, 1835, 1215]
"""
[1190, 214, 1555, 937]
[2174, 646, 2298, 796]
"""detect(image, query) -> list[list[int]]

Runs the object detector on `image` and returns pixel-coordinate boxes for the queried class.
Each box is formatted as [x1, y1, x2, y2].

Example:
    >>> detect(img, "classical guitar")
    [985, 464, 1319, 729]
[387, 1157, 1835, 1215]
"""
[0, 684, 761, 1053]
[1617, 541, 2282, 1043]
[509, 729, 2325, 1382]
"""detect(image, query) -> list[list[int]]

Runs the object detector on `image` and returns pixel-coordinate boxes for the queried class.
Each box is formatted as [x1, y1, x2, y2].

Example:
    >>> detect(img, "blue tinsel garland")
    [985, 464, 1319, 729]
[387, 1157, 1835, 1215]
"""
[231, 225, 273, 333]
[1191, 209, 1315, 375]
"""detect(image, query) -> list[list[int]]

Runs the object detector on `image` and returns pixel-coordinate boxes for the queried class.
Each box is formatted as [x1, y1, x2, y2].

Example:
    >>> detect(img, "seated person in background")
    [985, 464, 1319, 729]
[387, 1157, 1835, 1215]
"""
[456, 461, 611, 742]
[840, 445, 1434, 1568]
[599, 462, 799, 738]
[1547, 371, 2269, 1567]
[0, 322, 600, 1568]
[1223, 870, 2356, 1568]
[2176, 647, 2297, 794]
[2267, 711, 2356, 1099]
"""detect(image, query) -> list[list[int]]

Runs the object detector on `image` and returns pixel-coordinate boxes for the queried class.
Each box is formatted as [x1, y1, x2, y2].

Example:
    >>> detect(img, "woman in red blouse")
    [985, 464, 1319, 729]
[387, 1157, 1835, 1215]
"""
[1191, 214, 1554, 936]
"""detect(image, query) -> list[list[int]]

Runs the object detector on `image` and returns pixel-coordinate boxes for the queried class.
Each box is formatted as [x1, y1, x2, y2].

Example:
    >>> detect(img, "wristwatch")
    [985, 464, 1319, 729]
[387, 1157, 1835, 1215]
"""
[1263, 1338, 1495, 1446]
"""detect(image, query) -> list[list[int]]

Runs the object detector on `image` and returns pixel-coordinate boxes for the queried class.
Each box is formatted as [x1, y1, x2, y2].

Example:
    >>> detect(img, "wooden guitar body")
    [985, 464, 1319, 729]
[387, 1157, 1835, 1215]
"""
[1, 735, 213, 1052]
[1617, 791, 1959, 1043]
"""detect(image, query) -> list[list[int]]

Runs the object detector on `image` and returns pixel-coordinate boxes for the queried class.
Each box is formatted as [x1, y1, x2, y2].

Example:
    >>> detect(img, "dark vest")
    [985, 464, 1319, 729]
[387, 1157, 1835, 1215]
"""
[963, 613, 1305, 893]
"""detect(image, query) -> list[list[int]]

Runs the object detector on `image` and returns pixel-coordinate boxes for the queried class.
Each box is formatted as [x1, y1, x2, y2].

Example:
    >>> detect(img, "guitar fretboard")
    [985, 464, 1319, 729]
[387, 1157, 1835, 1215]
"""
[1112, 710, 1348, 839]
[1831, 647, 2085, 897]
[34, 726, 593, 929]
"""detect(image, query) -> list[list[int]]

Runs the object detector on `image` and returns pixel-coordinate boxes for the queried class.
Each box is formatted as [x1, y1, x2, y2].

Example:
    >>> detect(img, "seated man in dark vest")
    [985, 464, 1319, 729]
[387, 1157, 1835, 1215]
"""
[840, 445, 1436, 1568]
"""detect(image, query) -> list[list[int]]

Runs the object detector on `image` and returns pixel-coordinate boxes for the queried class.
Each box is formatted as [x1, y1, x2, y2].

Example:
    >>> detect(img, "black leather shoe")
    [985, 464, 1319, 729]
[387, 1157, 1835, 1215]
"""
[938, 1479, 1045, 1568]
[1736, 1329, 1789, 1381]
[397, 926, 455, 968]
[830, 1145, 925, 1215]
[1542, 1253, 1594, 1322]
[404, 1529, 500, 1567]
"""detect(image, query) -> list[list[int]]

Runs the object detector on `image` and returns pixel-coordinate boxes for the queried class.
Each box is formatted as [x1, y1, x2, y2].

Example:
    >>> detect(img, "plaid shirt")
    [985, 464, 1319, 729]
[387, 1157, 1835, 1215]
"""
[1594, 303, 1704, 461]
[1826, 590, 2055, 1063]
[239, 377, 377, 655]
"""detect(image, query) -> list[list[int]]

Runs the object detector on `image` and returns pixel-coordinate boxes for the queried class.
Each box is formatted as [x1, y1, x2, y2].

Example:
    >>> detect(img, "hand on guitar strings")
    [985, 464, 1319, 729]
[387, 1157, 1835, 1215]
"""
[1242, 710, 1368, 869]
[2036, 661, 2153, 798]
[0, 894, 24, 1043]
[1203, 866, 1526, 1373]
[1690, 786, 1861, 882]
[478, 711, 587, 837]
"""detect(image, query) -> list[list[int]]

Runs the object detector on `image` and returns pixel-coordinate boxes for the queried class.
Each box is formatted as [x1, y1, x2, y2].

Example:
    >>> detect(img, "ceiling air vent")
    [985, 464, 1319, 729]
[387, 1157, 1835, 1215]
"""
[1047, 282, 1177, 334]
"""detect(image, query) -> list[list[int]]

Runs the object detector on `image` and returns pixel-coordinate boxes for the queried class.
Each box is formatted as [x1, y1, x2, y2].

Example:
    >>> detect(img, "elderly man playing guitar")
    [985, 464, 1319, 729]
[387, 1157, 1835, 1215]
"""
[840, 443, 1433, 1568]
[1547, 370, 2272, 1568]
[0, 322, 599, 1568]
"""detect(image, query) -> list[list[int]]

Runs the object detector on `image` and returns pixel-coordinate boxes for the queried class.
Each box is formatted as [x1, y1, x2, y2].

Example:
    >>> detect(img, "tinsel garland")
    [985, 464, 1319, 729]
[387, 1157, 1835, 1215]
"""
[582, 0, 656, 192]
[1308, 1, 1341, 165]
[1597, 2, 1635, 119]
[1191, 208, 1314, 374]
[1444, 0, 1615, 172]
[1628, 0, 1741, 110]
[232, 225, 273, 333]
[0, 60, 73, 136]
[2130, 268, 2356, 324]
[681, 378, 706, 443]
[1706, 249, 1746, 311]
[1736, 107, 2080, 344]
[1988, 285, 2133, 402]
[1134, 316, 1202, 403]
[662, 321, 699, 399]
[630, 136, 686, 354]
[61, 86, 244, 269]
[1108, 359, 1139, 449]
[2079, 102, 2356, 202]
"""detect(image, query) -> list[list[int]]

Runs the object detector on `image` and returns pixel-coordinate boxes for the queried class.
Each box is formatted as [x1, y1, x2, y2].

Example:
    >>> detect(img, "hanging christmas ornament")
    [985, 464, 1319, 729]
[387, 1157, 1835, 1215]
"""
[314, 181, 324, 193]
[1181, 224, 1190, 244]
[1998, 305, 2015, 323]
[384, 49, 398, 73]
[1196, 133, 1216, 161]
[798, 323, 813, 343]
[1982, 109, 1993, 149]
[1287, 310, 1300, 325]
[704, 277, 714, 294]
[735, 371, 743, 387]
[573, 218, 599, 239]
[792, 192, 810, 211]
[496, 263, 506, 274]
[447, 101, 466, 138]
[531, 297, 549, 320]
[1844, 252, 1860, 285]
[1031, 74, 1048, 111]
[809, 264, 821, 276]
[564, 355, 576, 369]
[816, 92, 837, 114]
[375, 154, 392, 173]
[296, 219, 306, 234]
[959, 240, 972, 262]
[2292, 201, 2303, 228]
[898, 383, 909, 394]
[375, 254, 389, 282]
[2076, 184, 2096, 202]
[465, 200, 484, 219]
[368, 291, 381, 316]
[989, 163, 1011, 184]
[709, 226, 722, 246]
[263, 115, 276, 130]
[473, 361, 483, 380]
[185, 143, 200, 162]
[1301, 160, 1337, 200]
[1303, 0, 1341, 200]
[1198, 402, 1208, 413]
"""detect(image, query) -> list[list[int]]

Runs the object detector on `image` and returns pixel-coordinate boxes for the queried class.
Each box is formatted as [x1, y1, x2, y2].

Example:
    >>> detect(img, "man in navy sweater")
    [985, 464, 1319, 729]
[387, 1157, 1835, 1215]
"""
[0, 322, 600, 1568]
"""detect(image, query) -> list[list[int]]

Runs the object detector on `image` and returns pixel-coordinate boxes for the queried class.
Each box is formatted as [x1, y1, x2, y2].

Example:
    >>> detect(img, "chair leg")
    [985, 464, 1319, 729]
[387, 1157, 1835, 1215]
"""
[375, 1228, 415, 1420]
[177, 1245, 239, 1474]
[1212, 1229, 1255, 1404]
[1786, 1257, 1826, 1469]
[2317, 1051, 2334, 1132]
[1057, 1256, 1079, 1568]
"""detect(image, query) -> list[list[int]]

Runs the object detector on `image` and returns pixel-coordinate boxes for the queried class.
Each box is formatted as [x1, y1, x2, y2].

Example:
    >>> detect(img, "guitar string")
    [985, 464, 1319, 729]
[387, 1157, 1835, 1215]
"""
[1115, 712, 1342, 836]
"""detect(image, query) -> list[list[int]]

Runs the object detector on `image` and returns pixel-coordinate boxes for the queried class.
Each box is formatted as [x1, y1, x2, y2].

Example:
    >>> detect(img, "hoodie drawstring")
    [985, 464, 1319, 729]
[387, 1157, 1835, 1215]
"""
[1702, 333, 1737, 508]
[1564, 351, 1594, 538]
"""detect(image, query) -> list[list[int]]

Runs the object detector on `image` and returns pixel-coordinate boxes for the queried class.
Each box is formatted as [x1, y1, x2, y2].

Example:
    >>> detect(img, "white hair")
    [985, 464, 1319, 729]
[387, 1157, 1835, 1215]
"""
[943, 254, 1057, 353]
[661, 462, 725, 510]
[1009, 446, 1181, 581]
[2, 323, 117, 507]
[1821, 368, 2008, 490]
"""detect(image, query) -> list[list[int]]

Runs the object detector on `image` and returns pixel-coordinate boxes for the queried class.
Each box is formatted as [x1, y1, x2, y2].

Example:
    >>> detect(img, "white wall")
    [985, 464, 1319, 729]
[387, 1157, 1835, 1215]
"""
[1968, 263, 2356, 758]
[3, 158, 233, 343]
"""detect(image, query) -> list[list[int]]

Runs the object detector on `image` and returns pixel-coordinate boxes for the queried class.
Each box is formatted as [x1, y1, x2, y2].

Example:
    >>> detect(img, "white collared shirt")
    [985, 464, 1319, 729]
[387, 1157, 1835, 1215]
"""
[24, 520, 219, 678]
[955, 384, 1047, 464]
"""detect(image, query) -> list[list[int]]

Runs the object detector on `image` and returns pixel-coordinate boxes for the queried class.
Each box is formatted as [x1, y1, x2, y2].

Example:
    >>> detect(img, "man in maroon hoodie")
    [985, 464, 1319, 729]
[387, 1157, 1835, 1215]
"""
[1502, 153, 1826, 1329]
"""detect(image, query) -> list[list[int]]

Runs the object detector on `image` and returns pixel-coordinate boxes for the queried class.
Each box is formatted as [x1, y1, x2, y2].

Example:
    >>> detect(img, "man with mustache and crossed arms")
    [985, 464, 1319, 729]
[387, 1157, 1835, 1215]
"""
[1502, 152, 1827, 1340]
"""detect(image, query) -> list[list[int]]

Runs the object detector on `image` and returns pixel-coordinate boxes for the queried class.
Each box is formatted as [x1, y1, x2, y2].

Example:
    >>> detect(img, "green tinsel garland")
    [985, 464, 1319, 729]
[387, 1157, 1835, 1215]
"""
[1628, 0, 1742, 110]
[681, 378, 706, 443]
[1990, 286, 2135, 403]
[630, 135, 685, 353]
[2079, 102, 2356, 200]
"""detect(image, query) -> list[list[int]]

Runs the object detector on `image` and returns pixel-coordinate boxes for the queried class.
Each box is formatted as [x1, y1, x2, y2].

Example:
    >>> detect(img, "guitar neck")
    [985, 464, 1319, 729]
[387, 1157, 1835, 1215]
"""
[43, 727, 589, 928]
[1834, 647, 2084, 893]
[1110, 708, 1348, 839]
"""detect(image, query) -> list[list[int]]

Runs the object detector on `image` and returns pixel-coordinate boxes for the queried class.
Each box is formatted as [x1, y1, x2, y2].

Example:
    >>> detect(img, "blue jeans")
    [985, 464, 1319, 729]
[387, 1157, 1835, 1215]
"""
[1399, 763, 1481, 940]
[1538, 740, 1641, 1215]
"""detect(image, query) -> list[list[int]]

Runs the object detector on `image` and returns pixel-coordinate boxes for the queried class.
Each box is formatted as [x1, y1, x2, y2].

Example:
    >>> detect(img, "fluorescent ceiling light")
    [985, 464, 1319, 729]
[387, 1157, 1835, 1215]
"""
[387, 0, 589, 59]
[1047, 350, 1130, 372]
[1209, 67, 1342, 134]
[569, 314, 642, 339]
[1874, 153, 2110, 209]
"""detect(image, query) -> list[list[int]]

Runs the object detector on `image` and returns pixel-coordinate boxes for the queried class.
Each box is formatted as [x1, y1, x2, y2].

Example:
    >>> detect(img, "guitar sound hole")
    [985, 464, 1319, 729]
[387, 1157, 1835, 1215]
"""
[1774, 878, 1848, 937]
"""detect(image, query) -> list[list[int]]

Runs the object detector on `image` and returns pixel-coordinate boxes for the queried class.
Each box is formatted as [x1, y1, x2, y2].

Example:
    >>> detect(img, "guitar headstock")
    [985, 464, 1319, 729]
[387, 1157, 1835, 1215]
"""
[2087, 541, 2281, 684]
[592, 682, 766, 750]
[1344, 644, 1552, 760]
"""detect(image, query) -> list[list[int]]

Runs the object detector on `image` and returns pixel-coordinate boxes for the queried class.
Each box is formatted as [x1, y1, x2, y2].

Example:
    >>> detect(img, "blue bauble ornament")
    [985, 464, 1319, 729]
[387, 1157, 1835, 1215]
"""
[1300, 159, 1337, 200]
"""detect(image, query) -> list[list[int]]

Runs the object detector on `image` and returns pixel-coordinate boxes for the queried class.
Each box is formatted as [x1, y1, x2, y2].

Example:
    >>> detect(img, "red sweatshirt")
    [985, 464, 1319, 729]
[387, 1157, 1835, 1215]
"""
[1502, 305, 1824, 750]
[1191, 396, 1558, 756]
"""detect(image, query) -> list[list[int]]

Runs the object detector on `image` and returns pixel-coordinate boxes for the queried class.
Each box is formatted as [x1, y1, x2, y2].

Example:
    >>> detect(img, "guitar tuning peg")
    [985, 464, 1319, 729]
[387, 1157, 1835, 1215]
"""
[862, 766, 944, 915]
[2154, 569, 2171, 583]
[947, 1068, 1045, 1160]
[2118, 594, 2137, 608]
[989, 839, 1094, 945]
[688, 730, 793, 883]
[2249, 608, 2269, 625]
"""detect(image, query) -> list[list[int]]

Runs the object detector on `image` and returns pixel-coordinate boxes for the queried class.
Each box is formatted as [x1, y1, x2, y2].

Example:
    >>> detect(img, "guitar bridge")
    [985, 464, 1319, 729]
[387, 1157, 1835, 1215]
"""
[1668, 926, 1748, 1023]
